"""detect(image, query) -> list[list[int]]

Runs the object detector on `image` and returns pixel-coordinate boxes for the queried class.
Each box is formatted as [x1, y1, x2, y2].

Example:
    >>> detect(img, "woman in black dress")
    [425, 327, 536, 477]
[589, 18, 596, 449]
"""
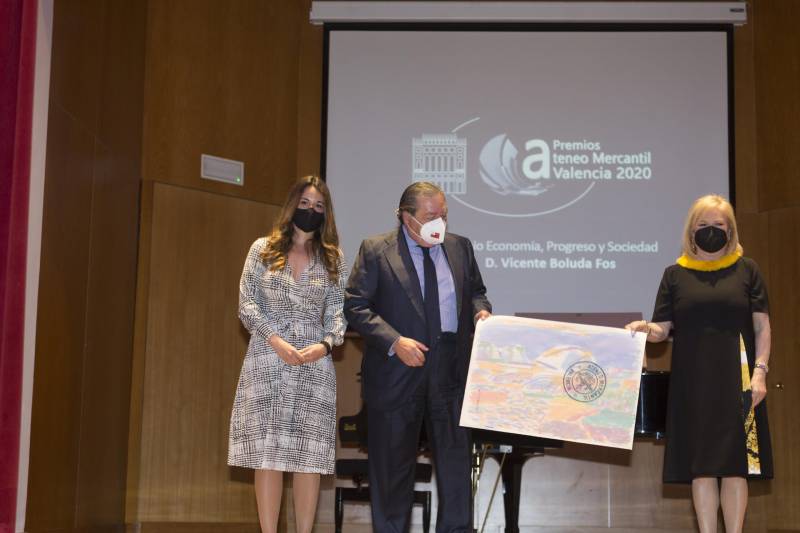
[626, 195, 772, 533]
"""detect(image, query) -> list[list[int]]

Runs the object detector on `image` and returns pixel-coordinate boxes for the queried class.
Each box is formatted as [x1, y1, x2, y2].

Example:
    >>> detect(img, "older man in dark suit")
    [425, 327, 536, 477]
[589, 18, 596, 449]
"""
[344, 182, 492, 533]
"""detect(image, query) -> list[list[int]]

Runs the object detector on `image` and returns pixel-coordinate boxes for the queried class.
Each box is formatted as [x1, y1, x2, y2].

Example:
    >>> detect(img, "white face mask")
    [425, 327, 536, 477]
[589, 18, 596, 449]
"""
[411, 215, 446, 245]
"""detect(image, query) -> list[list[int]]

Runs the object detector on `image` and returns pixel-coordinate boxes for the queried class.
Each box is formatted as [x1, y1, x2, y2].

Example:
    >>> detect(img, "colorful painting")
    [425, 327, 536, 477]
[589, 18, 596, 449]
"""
[460, 315, 647, 449]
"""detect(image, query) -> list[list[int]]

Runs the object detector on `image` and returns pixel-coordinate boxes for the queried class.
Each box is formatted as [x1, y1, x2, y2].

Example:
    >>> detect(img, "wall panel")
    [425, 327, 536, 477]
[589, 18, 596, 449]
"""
[75, 0, 147, 526]
[764, 207, 800, 530]
[142, 0, 303, 204]
[26, 103, 94, 532]
[737, 212, 770, 281]
[127, 181, 155, 523]
[609, 442, 693, 529]
[47, 0, 105, 136]
[296, 0, 324, 178]
[75, 143, 140, 528]
[733, 13, 757, 214]
[751, 0, 800, 528]
[754, 0, 800, 211]
[26, 0, 147, 530]
[131, 183, 279, 522]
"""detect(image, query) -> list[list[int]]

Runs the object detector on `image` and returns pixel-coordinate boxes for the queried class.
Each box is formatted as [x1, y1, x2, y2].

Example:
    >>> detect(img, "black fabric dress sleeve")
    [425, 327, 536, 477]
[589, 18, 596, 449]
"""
[747, 259, 770, 314]
[651, 267, 674, 323]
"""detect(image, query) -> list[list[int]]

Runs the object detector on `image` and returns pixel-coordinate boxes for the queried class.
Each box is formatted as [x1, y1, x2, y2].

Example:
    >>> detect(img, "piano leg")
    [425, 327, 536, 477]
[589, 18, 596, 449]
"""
[471, 443, 485, 531]
[500, 453, 523, 533]
[334, 487, 343, 533]
[423, 491, 432, 533]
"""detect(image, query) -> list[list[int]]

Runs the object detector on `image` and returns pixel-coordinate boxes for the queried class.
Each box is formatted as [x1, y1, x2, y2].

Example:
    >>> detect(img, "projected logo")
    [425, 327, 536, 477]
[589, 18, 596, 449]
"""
[478, 134, 551, 196]
[412, 117, 603, 218]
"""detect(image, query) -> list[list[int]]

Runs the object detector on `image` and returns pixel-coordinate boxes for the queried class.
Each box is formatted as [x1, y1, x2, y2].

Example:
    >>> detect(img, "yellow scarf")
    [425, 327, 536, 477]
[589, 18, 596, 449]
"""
[676, 250, 742, 271]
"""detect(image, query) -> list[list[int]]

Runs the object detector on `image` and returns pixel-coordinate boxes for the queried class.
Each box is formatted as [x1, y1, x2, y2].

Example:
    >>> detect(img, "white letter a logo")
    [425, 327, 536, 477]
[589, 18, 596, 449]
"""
[522, 139, 550, 180]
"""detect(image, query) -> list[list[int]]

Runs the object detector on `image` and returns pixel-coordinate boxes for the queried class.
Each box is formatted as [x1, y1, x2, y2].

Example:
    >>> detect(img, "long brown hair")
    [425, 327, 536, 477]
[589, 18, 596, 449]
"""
[260, 176, 341, 282]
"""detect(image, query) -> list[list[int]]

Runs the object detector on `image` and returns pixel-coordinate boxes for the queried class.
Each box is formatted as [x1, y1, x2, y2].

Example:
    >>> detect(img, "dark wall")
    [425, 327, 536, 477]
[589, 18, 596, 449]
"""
[25, 0, 147, 531]
[751, 1, 800, 528]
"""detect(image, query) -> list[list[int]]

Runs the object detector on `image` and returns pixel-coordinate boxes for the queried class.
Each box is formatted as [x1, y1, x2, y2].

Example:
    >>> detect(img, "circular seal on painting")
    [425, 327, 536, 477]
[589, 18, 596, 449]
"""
[563, 361, 607, 402]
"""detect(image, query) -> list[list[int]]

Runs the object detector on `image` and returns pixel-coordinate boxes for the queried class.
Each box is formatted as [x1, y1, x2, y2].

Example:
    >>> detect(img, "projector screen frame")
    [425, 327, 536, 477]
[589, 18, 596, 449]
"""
[310, 2, 748, 26]
[319, 22, 736, 208]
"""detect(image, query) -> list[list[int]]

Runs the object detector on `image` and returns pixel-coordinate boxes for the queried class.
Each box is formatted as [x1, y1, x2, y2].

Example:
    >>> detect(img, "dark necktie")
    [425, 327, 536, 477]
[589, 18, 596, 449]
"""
[421, 246, 441, 345]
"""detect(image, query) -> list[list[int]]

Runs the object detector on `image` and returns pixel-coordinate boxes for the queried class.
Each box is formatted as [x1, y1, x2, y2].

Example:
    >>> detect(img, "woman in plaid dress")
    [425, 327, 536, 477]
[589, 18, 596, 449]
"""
[228, 176, 347, 533]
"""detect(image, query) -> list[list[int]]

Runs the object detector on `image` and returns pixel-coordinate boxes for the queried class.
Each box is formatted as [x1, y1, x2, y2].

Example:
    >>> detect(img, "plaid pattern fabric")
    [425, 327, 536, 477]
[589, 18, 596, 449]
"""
[228, 238, 347, 473]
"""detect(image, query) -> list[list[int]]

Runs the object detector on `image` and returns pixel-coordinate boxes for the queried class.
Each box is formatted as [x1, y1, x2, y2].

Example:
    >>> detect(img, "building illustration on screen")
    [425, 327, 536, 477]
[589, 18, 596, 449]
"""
[412, 134, 467, 194]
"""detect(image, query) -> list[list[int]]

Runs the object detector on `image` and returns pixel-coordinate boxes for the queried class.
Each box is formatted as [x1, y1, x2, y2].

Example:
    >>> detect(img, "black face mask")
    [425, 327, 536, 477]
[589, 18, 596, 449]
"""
[694, 226, 728, 253]
[292, 207, 324, 233]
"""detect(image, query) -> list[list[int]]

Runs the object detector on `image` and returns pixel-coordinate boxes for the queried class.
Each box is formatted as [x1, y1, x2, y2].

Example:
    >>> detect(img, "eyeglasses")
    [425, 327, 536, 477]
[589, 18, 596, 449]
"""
[298, 198, 325, 212]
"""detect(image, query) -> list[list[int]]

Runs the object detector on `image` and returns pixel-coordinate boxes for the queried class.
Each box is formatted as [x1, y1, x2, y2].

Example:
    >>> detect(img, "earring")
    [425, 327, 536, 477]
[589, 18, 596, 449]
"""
[691, 241, 697, 254]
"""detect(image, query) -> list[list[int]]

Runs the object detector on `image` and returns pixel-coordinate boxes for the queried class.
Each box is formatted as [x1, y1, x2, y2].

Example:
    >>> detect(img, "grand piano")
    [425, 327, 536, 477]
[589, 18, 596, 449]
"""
[470, 429, 561, 533]
[338, 313, 670, 533]
[468, 312, 669, 533]
[469, 366, 668, 533]
[338, 368, 667, 533]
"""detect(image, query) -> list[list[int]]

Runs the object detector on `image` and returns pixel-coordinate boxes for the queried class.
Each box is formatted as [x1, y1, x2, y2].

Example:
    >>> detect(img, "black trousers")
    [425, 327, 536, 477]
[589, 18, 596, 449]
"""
[367, 335, 472, 533]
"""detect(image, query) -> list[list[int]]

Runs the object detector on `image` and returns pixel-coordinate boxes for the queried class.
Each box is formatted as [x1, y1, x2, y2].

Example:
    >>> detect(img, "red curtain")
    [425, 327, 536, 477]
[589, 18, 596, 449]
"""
[0, 0, 37, 530]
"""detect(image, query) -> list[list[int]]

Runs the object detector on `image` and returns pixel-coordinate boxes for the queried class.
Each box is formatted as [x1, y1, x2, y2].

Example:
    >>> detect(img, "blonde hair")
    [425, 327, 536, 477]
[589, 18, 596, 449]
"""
[681, 194, 743, 259]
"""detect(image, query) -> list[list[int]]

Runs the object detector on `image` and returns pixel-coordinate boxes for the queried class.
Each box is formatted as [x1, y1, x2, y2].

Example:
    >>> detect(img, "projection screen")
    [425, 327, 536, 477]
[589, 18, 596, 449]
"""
[324, 26, 733, 318]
